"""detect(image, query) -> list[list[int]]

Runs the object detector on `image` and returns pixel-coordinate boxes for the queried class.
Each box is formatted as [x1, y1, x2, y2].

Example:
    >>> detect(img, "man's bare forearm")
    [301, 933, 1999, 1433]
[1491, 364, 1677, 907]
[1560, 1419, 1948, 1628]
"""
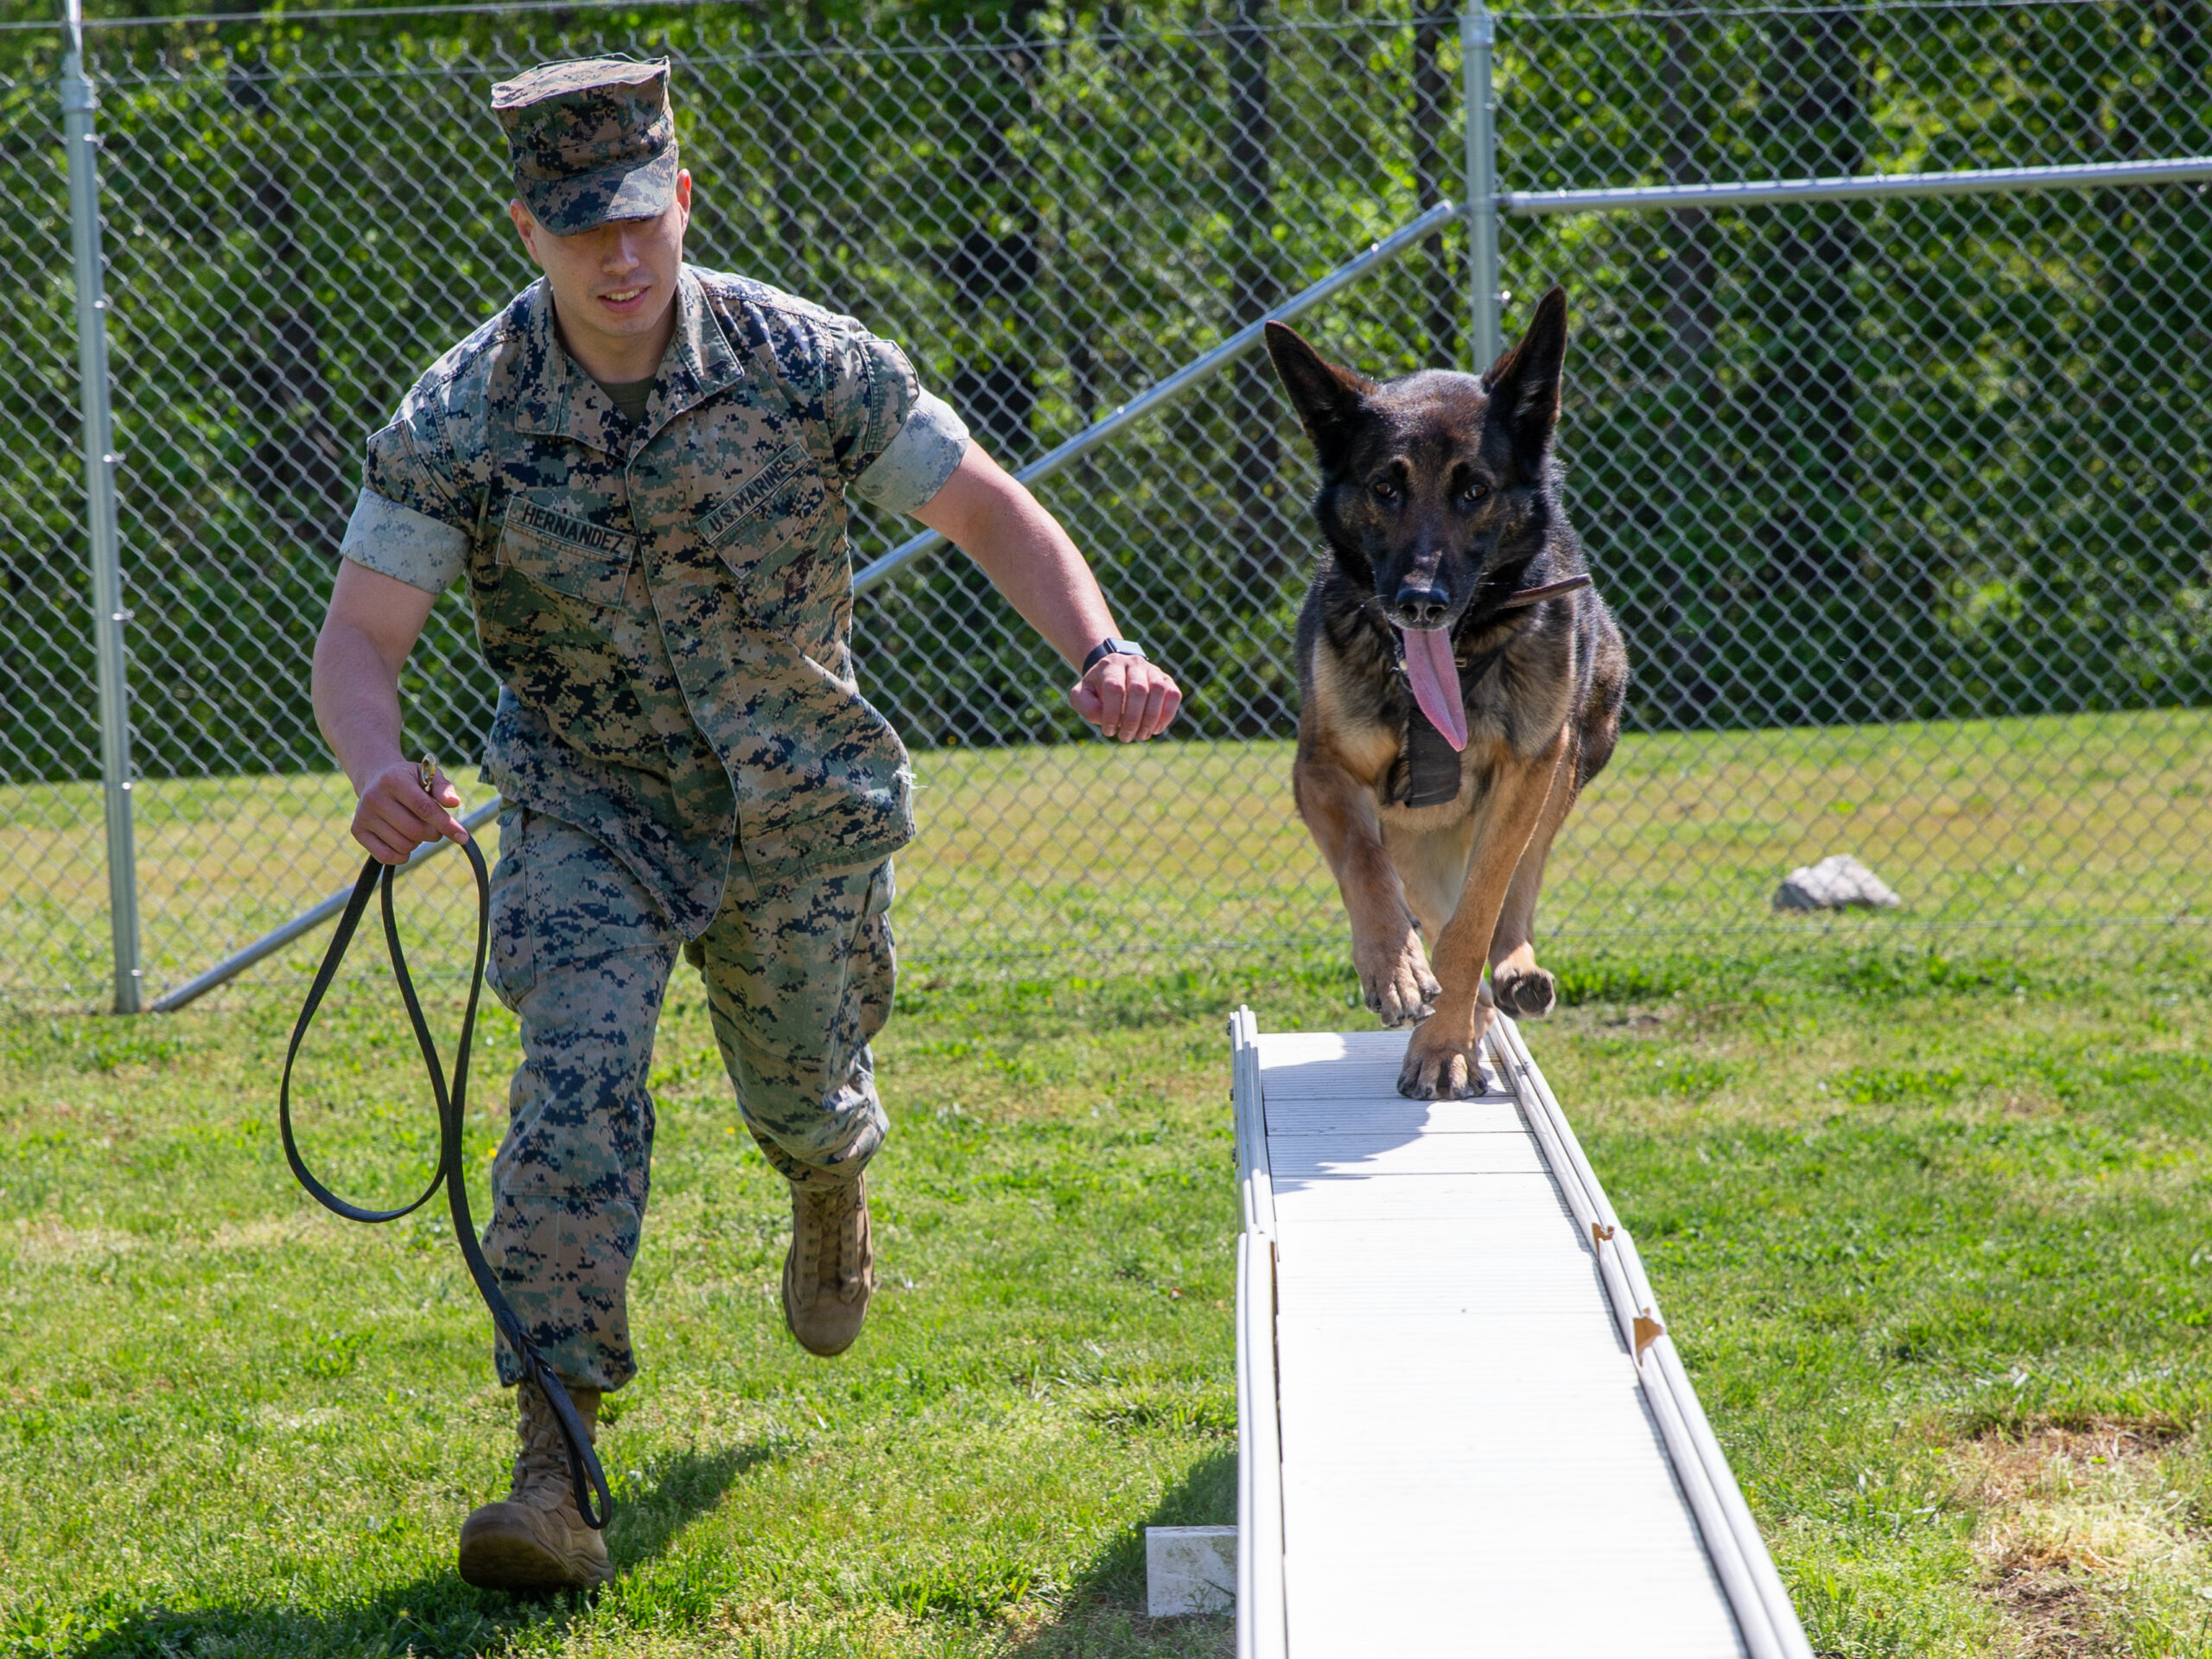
[313, 620, 410, 793]
[912, 443, 1182, 741]
[913, 443, 1115, 670]
[315, 558, 468, 862]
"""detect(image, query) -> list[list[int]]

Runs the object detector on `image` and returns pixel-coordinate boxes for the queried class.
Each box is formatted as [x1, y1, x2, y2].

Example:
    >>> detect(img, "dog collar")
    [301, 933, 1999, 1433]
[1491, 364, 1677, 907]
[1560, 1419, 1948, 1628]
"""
[1487, 573, 1593, 612]
[1368, 571, 1593, 640]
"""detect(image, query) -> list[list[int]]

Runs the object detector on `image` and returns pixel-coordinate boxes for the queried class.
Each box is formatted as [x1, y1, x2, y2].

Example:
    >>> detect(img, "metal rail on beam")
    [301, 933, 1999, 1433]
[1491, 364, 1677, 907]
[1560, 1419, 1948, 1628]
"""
[1487, 1014, 1815, 1659]
[1230, 1007, 1287, 1659]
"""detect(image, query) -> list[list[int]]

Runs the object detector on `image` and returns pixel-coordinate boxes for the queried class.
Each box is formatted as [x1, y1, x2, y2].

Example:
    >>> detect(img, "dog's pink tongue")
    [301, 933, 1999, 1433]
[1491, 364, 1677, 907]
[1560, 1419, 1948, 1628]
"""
[1400, 626, 1467, 752]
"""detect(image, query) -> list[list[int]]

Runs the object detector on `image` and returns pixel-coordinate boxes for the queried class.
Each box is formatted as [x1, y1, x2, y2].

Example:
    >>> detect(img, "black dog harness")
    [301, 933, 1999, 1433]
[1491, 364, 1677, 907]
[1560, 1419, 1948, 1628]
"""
[1395, 574, 1594, 810]
[279, 761, 613, 1530]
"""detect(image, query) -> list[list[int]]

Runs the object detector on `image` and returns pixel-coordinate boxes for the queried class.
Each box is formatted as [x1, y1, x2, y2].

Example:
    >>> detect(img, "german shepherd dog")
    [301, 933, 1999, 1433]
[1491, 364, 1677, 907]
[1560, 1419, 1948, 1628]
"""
[1265, 289, 1628, 1099]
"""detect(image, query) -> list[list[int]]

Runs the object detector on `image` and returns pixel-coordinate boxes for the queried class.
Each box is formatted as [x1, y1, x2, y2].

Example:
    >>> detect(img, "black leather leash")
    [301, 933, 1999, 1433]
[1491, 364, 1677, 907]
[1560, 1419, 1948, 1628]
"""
[278, 759, 613, 1531]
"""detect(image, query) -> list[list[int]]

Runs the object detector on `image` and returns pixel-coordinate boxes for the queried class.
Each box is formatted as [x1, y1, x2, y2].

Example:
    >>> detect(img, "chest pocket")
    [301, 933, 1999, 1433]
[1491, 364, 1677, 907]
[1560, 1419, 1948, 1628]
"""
[694, 442, 830, 594]
[497, 497, 639, 608]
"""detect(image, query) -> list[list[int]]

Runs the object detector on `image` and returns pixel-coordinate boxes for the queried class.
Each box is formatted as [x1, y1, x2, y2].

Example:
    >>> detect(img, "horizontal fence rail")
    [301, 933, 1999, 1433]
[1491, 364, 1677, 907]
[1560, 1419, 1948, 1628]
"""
[855, 200, 1465, 594]
[2, 0, 2207, 1010]
[1503, 154, 2212, 214]
[148, 797, 502, 1012]
[149, 205, 1465, 1008]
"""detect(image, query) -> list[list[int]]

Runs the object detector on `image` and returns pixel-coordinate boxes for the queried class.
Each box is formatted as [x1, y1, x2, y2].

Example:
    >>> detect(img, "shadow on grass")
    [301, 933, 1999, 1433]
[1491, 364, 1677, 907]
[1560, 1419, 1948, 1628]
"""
[51, 1440, 774, 1659]
[1012, 1446, 1238, 1658]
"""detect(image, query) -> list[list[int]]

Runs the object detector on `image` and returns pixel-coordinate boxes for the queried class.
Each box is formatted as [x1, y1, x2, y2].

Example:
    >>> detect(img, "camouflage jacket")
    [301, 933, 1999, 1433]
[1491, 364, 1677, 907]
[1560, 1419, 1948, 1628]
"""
[337, 266, 969, 933]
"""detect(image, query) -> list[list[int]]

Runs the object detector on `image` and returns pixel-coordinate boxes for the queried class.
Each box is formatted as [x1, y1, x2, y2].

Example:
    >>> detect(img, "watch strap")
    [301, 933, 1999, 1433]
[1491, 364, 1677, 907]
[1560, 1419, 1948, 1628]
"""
[1080, 638, 1145, 675]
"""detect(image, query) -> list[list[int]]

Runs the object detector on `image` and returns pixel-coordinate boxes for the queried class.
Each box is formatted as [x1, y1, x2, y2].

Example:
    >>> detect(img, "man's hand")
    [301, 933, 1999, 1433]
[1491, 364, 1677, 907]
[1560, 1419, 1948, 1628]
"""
[1072, 655, 1181, 742]
[914, 444, 1185, 742]
[350, 760, 468, 867]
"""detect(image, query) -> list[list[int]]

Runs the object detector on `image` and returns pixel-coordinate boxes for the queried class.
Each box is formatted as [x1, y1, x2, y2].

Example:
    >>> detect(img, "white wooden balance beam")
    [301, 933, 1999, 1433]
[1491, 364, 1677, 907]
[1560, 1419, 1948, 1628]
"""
[1225, 1007, 1813, 1658]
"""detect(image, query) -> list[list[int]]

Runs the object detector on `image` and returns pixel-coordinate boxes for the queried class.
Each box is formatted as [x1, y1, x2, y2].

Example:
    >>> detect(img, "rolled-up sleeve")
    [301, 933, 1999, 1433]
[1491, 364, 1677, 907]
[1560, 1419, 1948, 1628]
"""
[819, 318, 971, 516]
[342, 400, 474, 592]
[338, 488, 469, 594]
[850, 389, 970, 516]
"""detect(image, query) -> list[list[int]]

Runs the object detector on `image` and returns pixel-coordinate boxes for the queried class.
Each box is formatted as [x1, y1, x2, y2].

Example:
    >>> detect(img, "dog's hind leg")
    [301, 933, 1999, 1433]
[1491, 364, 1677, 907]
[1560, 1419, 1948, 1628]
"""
[1488, 742, 1580, 1020]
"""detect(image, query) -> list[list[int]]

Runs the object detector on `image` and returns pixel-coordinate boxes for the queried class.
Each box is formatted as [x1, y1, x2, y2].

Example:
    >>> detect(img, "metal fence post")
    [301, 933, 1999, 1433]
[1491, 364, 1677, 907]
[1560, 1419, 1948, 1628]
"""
[1460, 0, 1501, 370]
[60, 0, 143, 1014]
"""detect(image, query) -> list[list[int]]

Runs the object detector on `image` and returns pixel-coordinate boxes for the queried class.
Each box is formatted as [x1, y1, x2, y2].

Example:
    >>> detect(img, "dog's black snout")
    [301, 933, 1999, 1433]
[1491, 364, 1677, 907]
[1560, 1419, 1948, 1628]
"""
[1395, 582, 1452, 630]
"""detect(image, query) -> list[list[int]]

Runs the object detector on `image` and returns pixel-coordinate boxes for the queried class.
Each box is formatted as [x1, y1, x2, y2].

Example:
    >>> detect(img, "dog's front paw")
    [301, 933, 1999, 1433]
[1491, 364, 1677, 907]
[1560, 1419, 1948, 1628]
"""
[1396, 1009, 1491, 1100]
[1491, 967, 1557, 1020]
[1354, 932, 1441, 1028]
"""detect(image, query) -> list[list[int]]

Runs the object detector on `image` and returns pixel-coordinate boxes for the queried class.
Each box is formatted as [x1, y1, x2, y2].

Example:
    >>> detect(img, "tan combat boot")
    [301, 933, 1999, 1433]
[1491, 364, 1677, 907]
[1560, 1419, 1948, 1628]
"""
[456, 1380, 613, 1592]
[783, 1170, 875, 1357]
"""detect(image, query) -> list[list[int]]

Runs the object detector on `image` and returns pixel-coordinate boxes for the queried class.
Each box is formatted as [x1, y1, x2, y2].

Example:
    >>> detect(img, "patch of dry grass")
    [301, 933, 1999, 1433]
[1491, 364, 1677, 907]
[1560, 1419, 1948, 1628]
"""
[1942, 1424, 2210, 1656]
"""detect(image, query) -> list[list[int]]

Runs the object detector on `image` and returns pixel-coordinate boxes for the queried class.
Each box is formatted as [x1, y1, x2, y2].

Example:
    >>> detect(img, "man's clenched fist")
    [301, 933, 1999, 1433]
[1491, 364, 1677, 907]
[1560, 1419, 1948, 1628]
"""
[351, 760, 469, 866]
[1072, 656, 1182, 742]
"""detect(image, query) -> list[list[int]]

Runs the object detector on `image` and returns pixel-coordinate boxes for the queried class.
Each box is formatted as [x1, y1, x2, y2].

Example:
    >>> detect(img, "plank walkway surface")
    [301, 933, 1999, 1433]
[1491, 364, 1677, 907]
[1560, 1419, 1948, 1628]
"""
[1230, 1012, 1813, 1659]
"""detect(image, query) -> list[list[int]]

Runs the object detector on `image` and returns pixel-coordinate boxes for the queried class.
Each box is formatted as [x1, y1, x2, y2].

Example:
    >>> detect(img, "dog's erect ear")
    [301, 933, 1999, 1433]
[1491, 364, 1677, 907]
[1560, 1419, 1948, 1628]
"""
[1265, 321, 1374, 464]
[1481, 285, 1568, 467]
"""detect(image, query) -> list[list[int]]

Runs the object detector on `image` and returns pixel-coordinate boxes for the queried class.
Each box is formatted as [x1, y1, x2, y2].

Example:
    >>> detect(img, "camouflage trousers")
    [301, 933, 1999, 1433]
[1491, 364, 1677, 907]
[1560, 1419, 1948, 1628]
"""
[482, 804, 895, 1392]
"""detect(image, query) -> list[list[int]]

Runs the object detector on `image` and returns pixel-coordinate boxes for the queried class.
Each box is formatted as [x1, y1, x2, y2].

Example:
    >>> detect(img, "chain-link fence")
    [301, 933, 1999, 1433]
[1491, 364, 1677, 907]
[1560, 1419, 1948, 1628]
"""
[2, 0, 2207, 1011]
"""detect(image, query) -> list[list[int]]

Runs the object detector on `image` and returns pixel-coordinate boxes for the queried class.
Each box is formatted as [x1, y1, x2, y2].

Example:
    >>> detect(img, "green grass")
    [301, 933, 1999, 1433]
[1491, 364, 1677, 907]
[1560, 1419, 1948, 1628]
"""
[3, 707, 2209, 1006]
[5, 925, 2212, 1656]
[3, 709, 2209, 1651]
[0, 967, 1249, 1659]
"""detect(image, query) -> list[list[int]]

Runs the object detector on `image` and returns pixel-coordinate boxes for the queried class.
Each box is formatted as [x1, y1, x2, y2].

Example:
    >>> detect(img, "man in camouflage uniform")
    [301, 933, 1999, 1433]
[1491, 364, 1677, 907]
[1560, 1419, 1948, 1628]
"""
[311, 57, 1183, 1592]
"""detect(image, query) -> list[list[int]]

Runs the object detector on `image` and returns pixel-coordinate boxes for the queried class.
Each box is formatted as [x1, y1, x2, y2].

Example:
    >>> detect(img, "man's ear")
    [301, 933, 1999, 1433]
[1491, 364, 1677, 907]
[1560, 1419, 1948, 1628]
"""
[508, 199, 545, 270]
[1265, 321, 1375, 467]
[1482, 286, 1567, 467]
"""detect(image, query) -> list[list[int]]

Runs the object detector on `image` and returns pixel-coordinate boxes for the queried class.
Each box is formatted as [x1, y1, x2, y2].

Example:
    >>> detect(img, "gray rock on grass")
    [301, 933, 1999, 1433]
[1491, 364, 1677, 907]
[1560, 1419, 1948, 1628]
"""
[1774, 854, 1903, 913]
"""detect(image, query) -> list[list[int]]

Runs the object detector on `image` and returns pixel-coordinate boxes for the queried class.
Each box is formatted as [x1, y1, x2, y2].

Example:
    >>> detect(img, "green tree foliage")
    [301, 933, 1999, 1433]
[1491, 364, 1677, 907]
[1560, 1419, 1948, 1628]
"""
[0, 1, 2203, 790]
[1500, 3, 2212, 729]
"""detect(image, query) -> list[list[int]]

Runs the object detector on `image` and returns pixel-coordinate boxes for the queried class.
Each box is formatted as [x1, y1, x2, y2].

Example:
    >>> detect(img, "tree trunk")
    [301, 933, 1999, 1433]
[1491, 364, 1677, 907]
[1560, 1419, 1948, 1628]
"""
[1763, 7, 1863, 588]
[950, 6, 1042, 458]
[2077, 0, 2212, 709]
[1753, 6, 1866, 721]
[1655, 14, 1720, 726]
[1659, 18, 1717, 381]
[228, 63, 350, 556]
[1224, 0, 1279, 621]
[1410, 15, 1457, 365]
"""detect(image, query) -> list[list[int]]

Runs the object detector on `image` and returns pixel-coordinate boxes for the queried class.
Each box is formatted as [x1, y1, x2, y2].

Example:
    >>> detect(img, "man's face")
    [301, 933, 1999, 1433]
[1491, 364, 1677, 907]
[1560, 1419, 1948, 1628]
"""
[509, 169, 691, 360]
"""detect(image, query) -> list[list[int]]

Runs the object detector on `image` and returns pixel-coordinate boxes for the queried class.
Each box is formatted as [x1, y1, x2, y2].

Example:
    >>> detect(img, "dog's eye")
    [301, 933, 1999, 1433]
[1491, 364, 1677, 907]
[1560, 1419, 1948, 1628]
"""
[1460, 482, 1489, 505]
[1371, 480, 1400, 503]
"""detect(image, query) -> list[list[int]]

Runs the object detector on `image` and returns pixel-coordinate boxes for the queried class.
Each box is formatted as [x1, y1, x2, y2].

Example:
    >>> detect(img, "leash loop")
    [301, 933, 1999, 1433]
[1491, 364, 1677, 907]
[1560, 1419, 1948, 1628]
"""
[278, 798, 613, 1530]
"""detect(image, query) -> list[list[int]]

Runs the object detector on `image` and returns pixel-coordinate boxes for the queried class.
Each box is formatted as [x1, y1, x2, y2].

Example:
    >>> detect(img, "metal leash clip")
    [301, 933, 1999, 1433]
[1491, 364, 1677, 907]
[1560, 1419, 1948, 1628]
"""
[419, 753, 439, 799]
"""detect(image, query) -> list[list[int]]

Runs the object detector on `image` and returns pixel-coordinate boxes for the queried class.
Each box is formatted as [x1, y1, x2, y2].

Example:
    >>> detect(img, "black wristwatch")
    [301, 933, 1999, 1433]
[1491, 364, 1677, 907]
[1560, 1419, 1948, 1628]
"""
[1080, 637, 1146, 675]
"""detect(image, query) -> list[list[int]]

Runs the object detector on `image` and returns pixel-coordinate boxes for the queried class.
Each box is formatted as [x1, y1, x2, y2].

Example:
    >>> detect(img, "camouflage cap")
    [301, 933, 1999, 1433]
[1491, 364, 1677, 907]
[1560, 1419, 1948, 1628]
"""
[492, 56, 677, 237]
